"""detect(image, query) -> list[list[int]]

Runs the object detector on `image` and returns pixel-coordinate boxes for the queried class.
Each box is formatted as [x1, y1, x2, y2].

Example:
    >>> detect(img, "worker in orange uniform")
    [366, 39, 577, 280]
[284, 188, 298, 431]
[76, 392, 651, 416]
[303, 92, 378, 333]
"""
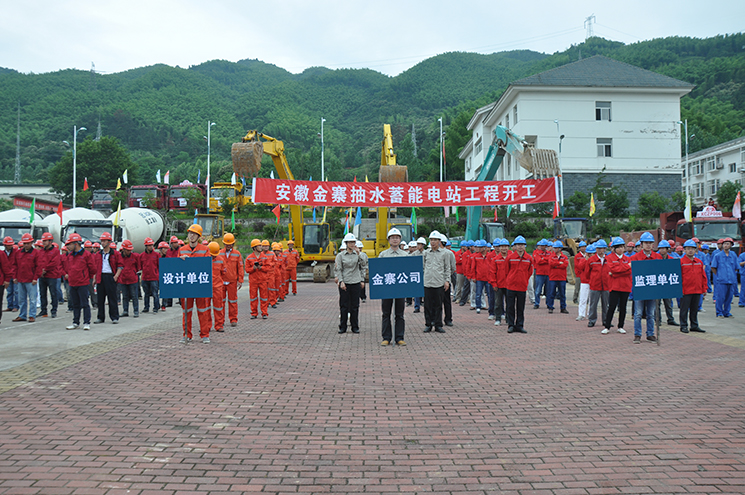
[219, 233, 243, 327]
[208, 242, 227, 333]
[245, 239, 270, 319]
[178, 224, 212, 344]
[273, 243, 287, 302]
[262, 240, 279, 308]
[285, 240, 300, 295]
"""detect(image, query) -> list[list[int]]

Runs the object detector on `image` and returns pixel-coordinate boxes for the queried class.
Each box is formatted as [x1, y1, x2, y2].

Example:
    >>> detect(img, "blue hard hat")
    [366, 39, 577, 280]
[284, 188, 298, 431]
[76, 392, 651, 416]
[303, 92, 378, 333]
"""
[493, 238, 501, 246]
[586, 245, 596, 253]
[475, 239, 485, 247]
[537, 239, 546, 246]
[611, 237, 625, 247]
[463, 240, 472, 247]
[512, 235, 527, 245]
[595, 239, 608, 248]
[446, 240, 452, 246]
[683, 239, 697, 248]
[578, 241, 587, 247]
[657, 240, 670, 249]
[635, 240, 641, 247]
[640, 232, 655, 242]
[500, 238, 509, 246]
[552, 240, 563, 248]
[485, 241, 492, 247]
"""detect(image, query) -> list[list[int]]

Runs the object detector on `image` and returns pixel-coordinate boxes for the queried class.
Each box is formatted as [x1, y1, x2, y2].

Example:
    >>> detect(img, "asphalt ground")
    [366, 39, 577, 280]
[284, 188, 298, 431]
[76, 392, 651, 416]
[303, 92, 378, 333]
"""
[1, 283, 744, 494]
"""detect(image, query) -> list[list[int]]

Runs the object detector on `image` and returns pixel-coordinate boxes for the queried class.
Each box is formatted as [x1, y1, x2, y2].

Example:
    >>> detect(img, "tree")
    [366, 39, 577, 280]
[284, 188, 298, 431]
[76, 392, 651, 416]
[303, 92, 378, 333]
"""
[563, 191, 590, 217]
[47, 136, 137, 203]
[601, 187, 629, 218]
[636, 191, 669, 218]
[183, 187, 205, 212]
[670, 191, 686, 211]
[110, 189, 127, 211]
[716, 180, 742, 211]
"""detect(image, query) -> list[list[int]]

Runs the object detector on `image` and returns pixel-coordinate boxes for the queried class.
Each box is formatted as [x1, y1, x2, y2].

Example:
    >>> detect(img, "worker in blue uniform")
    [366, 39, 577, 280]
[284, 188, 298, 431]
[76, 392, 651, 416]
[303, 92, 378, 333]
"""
[711, 237, 738, 318]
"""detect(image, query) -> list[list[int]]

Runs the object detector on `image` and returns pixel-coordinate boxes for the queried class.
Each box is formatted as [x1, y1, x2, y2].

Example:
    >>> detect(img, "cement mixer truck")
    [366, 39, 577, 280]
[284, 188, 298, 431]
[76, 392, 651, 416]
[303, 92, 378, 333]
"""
[41, 207, 165, 253]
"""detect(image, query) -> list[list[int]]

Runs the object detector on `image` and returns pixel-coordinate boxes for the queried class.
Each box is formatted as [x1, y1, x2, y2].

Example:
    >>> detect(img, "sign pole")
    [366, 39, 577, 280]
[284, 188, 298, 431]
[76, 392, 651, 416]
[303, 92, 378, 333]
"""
[656, 299, 661, 347]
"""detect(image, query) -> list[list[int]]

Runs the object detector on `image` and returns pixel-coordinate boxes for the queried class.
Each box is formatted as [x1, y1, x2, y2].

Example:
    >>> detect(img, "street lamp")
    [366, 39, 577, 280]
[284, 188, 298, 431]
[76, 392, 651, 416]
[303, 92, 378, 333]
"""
[72, 125, 87, 208]
[438, 118, 443, 181]
[321, 117, 326, 182]
[554, 120, 564, 210]
[676, 120, 689, 198]
[204, 121, 216, 210]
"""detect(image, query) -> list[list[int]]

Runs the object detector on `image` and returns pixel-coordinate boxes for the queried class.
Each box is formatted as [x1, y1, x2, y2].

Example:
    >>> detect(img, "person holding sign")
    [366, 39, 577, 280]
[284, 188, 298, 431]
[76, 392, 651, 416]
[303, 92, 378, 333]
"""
[245, 239, 270, 319]
[604, 237, 631, 335]
[334, 233, 367, 334]
[630, 232, 662, 343]
[504, 236, 533, 334]
[179, 224, 211, 343]
[422, 231, 450, 334]
[378, 228, 408, 346]
[680, 239, 707, 333]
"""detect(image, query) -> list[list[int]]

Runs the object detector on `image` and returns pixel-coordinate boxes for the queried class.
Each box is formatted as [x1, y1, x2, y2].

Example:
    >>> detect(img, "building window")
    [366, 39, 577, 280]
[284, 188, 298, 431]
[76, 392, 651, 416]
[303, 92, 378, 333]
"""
[708, 179, 720, 195]
[505, 114, 510, 129]
[730, 162, 737, 173]
[513, 105, 518, 125]
[596, 101, 611, 121]
[597, 138, 612, 157]
[741, 147, 745, 166]
[506, 154, 511, 176]
[475, 139, 482, 155]
[706, 157, 715, 171]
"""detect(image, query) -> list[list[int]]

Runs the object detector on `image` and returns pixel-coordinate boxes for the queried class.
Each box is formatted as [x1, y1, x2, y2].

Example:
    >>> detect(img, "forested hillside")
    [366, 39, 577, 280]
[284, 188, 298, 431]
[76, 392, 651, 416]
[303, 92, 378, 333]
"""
[0, 33, 742, 194]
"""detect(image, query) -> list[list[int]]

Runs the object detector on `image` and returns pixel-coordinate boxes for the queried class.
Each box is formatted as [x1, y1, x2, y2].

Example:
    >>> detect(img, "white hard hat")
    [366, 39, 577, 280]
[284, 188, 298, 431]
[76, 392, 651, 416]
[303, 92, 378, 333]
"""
[417, 237, 426, 245]
[387, 227, 402, 238]
[408, 241, 418, 248]
[439, 233, 448, 242]
[355, 240, 364, 248]
[429, 230, 441, 239]
[342, 233, 357, 243]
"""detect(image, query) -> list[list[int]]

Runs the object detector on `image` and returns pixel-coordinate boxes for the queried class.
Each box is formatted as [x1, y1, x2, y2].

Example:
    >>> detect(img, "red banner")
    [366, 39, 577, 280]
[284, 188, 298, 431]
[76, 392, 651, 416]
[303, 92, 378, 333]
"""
[253, 178, 557, 207]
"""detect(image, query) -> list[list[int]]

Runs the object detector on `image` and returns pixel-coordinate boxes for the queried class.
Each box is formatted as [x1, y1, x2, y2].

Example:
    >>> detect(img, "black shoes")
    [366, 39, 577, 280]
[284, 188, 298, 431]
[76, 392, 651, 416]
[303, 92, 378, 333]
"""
[445, 321, 453, 327]
[434, 327, 446, 333]
[668, 320, 680, 326]
[548, 309, 554, 314]
[93, 319, 104, 324]
[352, 329, 360, 334]
[647, 335, 657, 342]
[507, 326, 515, 333]
[587, 322, 595, 328]
[423, 327, 432, 333]
[690, 327, 706, 333]
[413, 309, 420, 313]
[121, 313, 129, 318]
[338, 327, 347, 334]
[517, 327, 527, 333]
[680, 327, 689, 333]
[560, 309, 569, 314]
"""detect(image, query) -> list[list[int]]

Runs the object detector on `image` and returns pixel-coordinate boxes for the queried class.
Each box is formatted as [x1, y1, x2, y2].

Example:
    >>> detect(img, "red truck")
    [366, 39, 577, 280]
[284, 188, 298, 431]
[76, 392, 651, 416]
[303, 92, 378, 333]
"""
[128, 185, 167, 209]
[660, 208, 743, 252]
[168, 183, 207, 211]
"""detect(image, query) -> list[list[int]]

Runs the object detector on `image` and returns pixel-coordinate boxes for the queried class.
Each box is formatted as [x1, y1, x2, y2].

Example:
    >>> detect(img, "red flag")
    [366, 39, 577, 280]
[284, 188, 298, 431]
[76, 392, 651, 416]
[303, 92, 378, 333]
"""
[494, 207, 498, 221]
[353, 176, 357, 182]
[442, 140, 446, 164]
[83, 177, 89, 191]
[57, 201, 63, 225]
[272, 205, 281, 224]
[552, 201, 559, 219]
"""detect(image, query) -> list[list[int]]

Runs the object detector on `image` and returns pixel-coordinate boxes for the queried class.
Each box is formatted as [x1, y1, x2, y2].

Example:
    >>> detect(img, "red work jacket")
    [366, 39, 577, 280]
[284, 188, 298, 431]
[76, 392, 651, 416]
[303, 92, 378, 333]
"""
[680, 256, 707, 295]
[505, 251, 533, 292]
[533, 249, 550, 276]
[38, 246, 63, 279]
[66, 248, 97, 287]
[547, 252, 569, 282]
[472, 252, 491, 282]
[574, 252, 589, 280]
[587, 254, 611, 291]
[139, 249, 161, 282]
[95, 248, 123, 284]
[15, 247, 41, 283]
[491, 253, 509, 288]
[118, 252, 141, 285]
[606, 252, 632, 292]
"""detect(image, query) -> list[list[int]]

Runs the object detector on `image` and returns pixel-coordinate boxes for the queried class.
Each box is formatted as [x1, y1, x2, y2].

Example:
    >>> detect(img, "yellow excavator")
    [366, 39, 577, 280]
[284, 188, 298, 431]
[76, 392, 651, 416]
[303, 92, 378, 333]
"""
[231, 131, 337, 282]
[363, 124, 413, 256]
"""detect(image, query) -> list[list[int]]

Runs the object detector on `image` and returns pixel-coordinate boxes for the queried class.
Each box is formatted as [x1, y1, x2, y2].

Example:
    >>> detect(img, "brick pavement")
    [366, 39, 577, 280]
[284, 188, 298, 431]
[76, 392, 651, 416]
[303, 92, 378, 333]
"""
[1, 284, 745, 494]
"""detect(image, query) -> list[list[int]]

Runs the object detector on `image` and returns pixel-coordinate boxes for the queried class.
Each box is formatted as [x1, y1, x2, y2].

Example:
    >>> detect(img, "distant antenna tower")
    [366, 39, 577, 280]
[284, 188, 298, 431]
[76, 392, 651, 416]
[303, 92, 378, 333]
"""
[584, 14, 596, 40]
[15, 103, 21, 183]
[411, 123, 418, 158]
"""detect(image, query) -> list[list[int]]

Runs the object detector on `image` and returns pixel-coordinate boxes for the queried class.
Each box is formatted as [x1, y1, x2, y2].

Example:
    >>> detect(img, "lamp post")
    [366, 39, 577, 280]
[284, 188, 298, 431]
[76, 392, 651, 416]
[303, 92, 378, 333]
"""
[72, 125, 86, 208]
[676, 119, 689, 198]
[438, 117, 443, 181]
[321, 117, 326, 182]
[554, 120, 564, 210]
[204, 121, 216, 211]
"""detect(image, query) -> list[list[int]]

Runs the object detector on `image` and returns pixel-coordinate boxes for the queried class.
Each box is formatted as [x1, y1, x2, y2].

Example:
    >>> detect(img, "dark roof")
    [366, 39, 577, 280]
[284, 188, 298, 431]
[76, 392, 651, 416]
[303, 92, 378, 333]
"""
[511, 55, 693, 89]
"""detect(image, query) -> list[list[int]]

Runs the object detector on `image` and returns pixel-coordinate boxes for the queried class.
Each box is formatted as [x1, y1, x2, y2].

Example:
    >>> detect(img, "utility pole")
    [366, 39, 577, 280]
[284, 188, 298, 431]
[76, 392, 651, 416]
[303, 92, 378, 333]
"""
[438, 118, 443, 181]
[15, 103, 20, 183]
[411, 123, 418, 158]
[584, 15, 595, 39]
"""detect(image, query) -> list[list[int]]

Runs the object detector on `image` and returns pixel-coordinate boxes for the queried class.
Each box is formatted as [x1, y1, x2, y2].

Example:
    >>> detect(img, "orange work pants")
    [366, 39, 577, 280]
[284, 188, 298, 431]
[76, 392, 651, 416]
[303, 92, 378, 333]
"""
[249, 277, 269, 316]
[288, 267, 297, 294]
[212, 284, 225, 330]
[224, 282, 239, 323]
[181, 297, 211, 339]
[268, 272, 278, 306]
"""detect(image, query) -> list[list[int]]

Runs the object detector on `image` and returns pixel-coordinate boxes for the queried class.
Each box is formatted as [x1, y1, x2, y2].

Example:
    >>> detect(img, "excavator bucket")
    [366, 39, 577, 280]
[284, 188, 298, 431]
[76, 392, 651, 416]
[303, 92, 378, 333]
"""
[515, 148, 560, 179]
[379, 165, 408, 182]
[231, 142, 263, 177]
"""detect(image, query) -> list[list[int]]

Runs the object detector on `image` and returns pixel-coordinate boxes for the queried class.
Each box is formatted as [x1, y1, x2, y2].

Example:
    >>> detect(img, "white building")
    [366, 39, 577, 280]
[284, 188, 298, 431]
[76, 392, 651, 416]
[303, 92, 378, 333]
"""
[683, 136, 745, 206]
[459, 56, 694, 212]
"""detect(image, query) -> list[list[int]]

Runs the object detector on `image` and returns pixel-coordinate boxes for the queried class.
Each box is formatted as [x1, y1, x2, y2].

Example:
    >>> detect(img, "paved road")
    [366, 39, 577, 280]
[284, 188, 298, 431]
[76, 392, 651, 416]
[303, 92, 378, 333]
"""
[1, 283, 744, 494]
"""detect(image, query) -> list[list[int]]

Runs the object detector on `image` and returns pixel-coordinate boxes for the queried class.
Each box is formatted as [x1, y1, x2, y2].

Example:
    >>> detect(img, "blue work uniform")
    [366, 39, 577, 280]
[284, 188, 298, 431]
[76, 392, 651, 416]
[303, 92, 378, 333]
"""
[738, 252, 745, 307]
[711, 250, 738, 317]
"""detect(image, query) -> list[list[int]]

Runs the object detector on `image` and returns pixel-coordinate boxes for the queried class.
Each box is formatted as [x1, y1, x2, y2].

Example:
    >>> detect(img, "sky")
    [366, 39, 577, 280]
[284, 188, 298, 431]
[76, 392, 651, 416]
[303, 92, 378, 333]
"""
[1, 0, 743, 77]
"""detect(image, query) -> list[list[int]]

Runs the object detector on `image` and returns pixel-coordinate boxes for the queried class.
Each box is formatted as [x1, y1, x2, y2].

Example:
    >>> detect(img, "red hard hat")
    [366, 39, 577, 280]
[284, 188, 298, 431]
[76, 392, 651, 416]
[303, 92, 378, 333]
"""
[691, 237, 700, 243]
[3, 236, 13, 245]
[66, 233, 82, 244]
[718, 239, 725, 244]
[21, 233, 33, 243]
[61, 245, 68, 252]
[158, 241, 169, 249]
[122, 240, 134, 250]
[100, 232, 113, 241]
[723, 237, 734, 243]
[34, 240, 43, 247]
[93, 242, 100, 248]
[41, 232, 54, 241]
[178, 240, 184, 246]
[144, 237, 154, 246]
[676, 246, 684, 252]
[626, 242, 634, 247]
[668, 240, 676, 247]
[170, 236, 179, 243]
[202, 240, 209, 245]
[84, 240, 93, 248]
[111, 242, 117, 249]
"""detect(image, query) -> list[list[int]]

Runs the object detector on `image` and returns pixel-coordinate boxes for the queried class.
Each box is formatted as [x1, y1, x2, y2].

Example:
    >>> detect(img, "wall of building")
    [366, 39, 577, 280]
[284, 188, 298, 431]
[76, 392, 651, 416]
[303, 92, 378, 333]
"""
[683, 137, 745, 205]
[562, 172, 681, 213]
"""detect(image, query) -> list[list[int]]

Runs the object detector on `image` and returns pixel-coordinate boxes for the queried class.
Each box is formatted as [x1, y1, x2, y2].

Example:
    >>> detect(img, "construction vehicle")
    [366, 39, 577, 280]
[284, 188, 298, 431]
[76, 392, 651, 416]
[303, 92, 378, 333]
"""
[91, 189, 114, 212]
[209, 182, 252, 213]
[129, 185, 167, 209]
[232, 130, 337, 282]
[465, 125, 560, 241]
[0, 209, 48, 242]
[660, 208, 742, 252]
[194, 213, 226, 248]
[169, 182, 207, 211]
[553, 217, 590, 255]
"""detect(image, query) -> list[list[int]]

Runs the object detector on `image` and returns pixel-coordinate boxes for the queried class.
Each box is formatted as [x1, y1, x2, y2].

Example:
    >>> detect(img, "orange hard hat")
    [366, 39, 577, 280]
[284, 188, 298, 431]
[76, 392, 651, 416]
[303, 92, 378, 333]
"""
[223, 233, 235, 245]
[251, 239, 261, 248]
[261, 240, 270, 246]
[188, 224, 203, 236]
[208, 242, 220, 255]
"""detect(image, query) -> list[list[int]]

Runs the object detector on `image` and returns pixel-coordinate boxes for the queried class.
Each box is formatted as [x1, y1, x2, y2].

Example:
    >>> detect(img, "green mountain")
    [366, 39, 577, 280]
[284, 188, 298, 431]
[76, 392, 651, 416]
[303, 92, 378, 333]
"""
[0, 34, 743, 191]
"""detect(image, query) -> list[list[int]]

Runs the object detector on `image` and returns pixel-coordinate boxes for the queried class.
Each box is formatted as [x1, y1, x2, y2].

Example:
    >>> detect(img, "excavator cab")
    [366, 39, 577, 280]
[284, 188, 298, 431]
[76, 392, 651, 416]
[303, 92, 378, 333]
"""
[302, 223, 331, 255]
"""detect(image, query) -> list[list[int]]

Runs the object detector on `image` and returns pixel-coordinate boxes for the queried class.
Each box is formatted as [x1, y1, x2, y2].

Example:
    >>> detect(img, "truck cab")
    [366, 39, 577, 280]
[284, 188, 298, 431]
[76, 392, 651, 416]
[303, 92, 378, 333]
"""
[63, 219, 114, 245]
[129, 185, 167, 209]
[92, 189, 114, 212]
[0, 222, 48, 243]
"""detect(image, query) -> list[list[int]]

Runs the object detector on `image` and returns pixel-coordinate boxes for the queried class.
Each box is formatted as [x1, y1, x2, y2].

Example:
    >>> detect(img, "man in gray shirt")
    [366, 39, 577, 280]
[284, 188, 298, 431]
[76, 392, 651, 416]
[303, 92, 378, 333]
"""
[378, 228, 408, 346]
[423, 231, 450, 333]
[334, 233, 367, 334]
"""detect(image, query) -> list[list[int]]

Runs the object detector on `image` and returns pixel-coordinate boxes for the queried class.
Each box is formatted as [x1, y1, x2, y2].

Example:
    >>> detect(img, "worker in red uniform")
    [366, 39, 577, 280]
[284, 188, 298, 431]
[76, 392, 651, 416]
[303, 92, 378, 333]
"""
[546, 240, 570, 314]
[179, 224, 212, 343]
[208, 241, 227, 332]
[245, 239, 270, 319]
[273, 243, 288, 301]
[63, 234, 97, 331]
[13, 233, 41, 323]
[285, 240, 300, 295]
[586, 240, 611, 329]
[471, 240, 491, 315]
[680, 239, 708, 334]
[262, 240, 279, 308]
[140, 237, 161, 313]
[630, 232, 662, 343]
[38, 232, 62, 318]
[504, 236, 533, 334]
[117, 240, 141, 317]
[603, 237, 631, 335]
[219, 233, 243, 327]
[0, 236, 13, 322]
[3, 236, 18, 313]
[490, 239, 510, 327]
[532, 239, 550, 309]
